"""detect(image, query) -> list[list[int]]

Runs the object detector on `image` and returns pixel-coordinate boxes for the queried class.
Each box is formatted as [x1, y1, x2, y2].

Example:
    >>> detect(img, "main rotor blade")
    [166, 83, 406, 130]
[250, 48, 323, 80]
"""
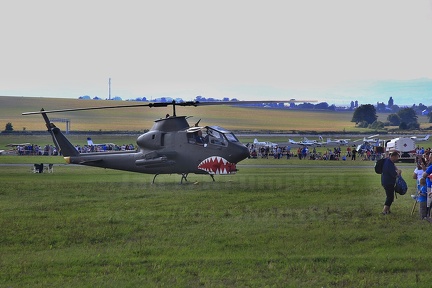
[22, 99, 316, 115]
[22, 102, 168, 115]
[194, 100, 317, 106]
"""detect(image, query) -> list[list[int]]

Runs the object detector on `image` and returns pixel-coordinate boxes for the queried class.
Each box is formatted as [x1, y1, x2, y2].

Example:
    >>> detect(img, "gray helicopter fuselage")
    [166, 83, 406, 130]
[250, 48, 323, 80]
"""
[60, 116, 249, 175]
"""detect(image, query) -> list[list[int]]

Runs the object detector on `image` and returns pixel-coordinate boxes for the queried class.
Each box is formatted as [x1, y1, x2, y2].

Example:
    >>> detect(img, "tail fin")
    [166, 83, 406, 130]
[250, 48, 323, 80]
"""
[87, 137, 94, 146]
[42, 111, 79, 157]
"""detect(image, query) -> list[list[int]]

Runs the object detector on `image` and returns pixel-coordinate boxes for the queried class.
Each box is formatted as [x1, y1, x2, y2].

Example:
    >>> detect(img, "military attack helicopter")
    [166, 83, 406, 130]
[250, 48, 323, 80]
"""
[22, 100, 309, 183]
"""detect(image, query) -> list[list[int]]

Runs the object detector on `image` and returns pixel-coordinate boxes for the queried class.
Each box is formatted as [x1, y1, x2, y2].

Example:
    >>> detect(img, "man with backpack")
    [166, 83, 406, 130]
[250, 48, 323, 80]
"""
[381, 151, 402, 215]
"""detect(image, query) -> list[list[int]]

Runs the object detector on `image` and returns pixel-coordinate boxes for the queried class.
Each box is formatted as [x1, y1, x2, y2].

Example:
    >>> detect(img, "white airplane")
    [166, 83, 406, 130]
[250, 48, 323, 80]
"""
[86, 137, 117, 150]
[253, 138, 278, 148]
[289, 137, 321, 146]
[411, 134, 430, 142]
[321, 137, 350, 146]
[354, 134, 384, 146]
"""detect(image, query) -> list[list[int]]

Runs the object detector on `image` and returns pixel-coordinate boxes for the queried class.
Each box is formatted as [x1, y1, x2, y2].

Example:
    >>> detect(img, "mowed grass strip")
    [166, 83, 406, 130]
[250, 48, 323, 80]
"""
[1, 162, 431, 287]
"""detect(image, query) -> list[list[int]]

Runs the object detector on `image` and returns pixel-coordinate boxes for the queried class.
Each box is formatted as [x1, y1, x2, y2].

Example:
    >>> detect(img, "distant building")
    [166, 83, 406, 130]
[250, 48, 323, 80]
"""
[388, 96, 394, 107]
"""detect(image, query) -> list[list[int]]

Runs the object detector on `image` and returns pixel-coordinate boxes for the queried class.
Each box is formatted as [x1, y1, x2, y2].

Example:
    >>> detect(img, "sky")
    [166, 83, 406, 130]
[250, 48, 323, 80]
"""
[1, 0, 432, 106]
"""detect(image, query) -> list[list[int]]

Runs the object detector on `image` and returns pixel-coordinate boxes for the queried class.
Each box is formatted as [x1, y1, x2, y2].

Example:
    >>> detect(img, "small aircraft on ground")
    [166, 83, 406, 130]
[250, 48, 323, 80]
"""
[353, 134, 383, 146]
[325, 138, 351, 146]
[23, 100, 314, 183]
[86, 137, 117, 151]
[411, 134, 430, 142]
[289, 137, 321, 146]
[253, 138, 278, 148]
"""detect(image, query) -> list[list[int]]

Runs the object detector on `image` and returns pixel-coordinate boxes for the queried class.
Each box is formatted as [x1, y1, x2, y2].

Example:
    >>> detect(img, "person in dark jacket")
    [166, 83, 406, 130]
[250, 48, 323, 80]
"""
[381, 151, 402, 214]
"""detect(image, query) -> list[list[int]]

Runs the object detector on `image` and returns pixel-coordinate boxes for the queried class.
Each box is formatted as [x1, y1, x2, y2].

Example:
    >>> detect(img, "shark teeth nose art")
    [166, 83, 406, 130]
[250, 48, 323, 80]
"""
[198, 156, 237, 175]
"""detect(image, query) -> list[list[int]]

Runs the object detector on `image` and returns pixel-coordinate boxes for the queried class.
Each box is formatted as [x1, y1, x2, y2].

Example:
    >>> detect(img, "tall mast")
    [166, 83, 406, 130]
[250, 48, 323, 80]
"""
[108, 78, 111, 100]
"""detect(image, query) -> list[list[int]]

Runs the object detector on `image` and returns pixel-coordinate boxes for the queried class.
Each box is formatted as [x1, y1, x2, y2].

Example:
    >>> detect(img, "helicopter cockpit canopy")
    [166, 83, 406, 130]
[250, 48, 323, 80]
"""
[186, 126, 240, 146]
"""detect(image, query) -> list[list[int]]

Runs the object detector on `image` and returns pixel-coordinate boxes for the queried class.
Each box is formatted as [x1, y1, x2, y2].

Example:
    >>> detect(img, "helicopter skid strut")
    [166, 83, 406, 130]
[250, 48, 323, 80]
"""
[152, 173, 188, 184]
[152, 174, 159, 184]
[180, 173, 188, 184]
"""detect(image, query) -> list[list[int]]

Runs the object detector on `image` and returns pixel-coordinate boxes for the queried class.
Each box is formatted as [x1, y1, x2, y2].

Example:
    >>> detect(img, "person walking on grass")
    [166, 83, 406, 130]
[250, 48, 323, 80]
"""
[381, 151, 402, 215]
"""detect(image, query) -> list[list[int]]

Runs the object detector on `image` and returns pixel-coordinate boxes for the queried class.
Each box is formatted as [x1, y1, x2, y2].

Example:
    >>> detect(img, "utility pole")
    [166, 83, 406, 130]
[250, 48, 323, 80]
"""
[108, 78, 111, 100]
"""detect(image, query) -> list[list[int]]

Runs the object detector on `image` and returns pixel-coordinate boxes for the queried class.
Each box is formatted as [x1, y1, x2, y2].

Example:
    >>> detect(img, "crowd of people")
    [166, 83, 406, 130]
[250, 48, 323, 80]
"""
[15, 144, 58, 156]
[13, 143, 135, 155]
[410, 146, 432, 220]
[246, 143, 386, 161]
[74, 143, 135, 153]
[379, 145, 432, 218]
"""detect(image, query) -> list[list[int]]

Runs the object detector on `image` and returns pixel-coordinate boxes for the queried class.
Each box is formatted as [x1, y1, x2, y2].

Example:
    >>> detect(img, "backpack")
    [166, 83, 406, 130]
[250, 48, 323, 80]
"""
[374, 158, 386, 174]
[394, 176, 408, 195]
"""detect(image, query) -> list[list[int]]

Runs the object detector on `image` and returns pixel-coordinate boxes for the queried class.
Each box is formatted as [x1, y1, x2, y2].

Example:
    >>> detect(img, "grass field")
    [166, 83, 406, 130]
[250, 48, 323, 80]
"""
[1, 158, 431, 287]
[2, 96, 432, 286]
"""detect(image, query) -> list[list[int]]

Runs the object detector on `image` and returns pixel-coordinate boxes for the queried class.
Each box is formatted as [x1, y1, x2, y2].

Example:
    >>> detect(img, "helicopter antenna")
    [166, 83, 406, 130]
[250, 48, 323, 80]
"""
[172, 100, 177, 116]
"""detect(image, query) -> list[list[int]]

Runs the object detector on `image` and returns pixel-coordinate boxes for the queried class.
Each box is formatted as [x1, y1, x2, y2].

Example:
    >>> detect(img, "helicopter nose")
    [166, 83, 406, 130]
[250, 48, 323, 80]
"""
[231, 143, 250, 163]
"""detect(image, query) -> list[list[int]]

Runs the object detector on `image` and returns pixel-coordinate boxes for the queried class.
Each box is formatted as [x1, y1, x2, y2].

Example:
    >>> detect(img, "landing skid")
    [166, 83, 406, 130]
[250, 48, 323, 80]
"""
[151, 173, 215, 184]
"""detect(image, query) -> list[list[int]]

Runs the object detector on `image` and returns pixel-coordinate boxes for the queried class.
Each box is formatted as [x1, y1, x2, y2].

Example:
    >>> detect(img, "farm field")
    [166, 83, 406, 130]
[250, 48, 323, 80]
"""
[2, 95, 431, 133]
[0, 158, 430, 287]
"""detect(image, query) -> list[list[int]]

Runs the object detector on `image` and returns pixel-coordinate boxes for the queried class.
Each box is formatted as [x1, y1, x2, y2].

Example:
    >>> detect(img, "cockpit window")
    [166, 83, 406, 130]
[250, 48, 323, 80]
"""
[224, 132, 239, 142]
[187, 127, 208, 145]
[186, 126, 239, 147]
[207, 126, 240, 145]
[207, 128, 226, 146]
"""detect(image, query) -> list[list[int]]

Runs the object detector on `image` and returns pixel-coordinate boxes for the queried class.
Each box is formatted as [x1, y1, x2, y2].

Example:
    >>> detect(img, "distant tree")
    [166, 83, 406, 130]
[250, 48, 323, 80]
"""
[418, 103, 427, 111]
[376, 102, 386, 112]
[4, 122, 13, 132]
[369, 120, 385, 130]
[387, 114, 401, 126]
[399, 122, 408, 130]
[390, 105, 400, 113]
[297, 103, 315, 109]
[357, 121, 369, 128]
[412, 103, 427, 114]
[314, 102, 329, 110]
[408, 122, 420, 130]
[397, 107, 418, 127]
[352, 104, 377, 125]
[428, 112, 432, 123]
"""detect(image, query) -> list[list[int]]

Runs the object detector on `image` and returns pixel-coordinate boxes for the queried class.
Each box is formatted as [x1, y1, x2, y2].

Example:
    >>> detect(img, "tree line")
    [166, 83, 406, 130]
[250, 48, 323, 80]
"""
[351, 104, 431, 130]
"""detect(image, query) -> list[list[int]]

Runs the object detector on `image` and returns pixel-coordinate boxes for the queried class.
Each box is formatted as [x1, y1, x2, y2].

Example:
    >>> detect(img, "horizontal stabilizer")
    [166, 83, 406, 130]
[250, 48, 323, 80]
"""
[79, 159, 103, 164]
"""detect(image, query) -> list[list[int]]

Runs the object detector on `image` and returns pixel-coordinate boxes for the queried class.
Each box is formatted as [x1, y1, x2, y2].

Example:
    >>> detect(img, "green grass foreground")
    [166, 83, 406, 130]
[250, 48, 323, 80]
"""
[0, 159, 431, 287]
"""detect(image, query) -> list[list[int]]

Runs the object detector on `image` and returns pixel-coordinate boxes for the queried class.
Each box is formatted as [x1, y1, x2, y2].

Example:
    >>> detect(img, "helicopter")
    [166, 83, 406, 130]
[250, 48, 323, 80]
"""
[23, 100, 313, 183]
